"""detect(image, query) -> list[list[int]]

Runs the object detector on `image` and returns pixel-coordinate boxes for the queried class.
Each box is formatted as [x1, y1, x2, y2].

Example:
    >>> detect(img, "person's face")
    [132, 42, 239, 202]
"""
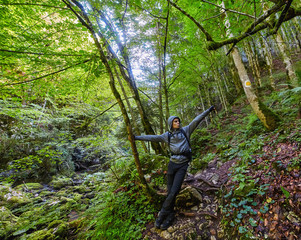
[172, 118, 180, 129]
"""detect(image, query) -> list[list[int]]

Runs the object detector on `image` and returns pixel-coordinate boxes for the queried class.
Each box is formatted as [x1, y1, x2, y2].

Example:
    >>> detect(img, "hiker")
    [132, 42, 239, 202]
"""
[134, 106, 215, 230]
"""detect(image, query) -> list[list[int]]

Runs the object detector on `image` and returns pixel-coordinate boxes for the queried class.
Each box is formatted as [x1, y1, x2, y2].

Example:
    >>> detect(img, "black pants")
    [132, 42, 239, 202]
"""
[161, 161, 189, 214]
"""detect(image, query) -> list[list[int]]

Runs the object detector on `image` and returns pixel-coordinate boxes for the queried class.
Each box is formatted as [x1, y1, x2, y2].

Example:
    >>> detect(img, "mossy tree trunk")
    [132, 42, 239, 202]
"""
[231, 47, 279, 130]
[244, 41, 262, 88]
[221, 1, 279, 130]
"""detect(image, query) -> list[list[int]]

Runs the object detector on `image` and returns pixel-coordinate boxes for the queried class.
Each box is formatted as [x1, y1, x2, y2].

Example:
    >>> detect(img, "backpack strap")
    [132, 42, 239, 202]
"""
[168, 128, 190, 148]
[180, 128, 191, 148]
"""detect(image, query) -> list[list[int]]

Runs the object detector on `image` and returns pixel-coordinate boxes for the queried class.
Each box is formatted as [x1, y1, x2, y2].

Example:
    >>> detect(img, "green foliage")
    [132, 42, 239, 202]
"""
[79, 169, 156, 240]
[221, 160, 270, 239]
[191, 153, 216, 173]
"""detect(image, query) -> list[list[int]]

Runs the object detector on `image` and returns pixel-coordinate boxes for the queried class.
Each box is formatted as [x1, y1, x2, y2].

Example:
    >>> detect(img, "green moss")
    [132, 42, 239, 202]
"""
[14, 183, 44, 191]
[258, 100, 280, 130]
[49, 177, 73, 190]
[26, 229, 55, 240]
[48, 219, 64, 229]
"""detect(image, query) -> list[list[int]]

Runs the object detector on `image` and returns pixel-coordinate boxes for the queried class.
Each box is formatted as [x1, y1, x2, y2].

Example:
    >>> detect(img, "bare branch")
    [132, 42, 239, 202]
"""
[201, 0, 255, 19]
[131, 3, 167, 20]
[207, 1, 289, 51]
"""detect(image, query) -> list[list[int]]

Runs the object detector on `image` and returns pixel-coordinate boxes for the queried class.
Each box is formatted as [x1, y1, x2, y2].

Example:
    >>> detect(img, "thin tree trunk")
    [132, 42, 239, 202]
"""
[197, 84, 208, 126]
[156, 22, 164, 135]
[114, 65, 148, 153]
[261, 2, 298, 88]
[94, 9, 164, 155]
[162, 2, 170, 131]
[275, 32, 299, 88]
[259, 35, 275, 89]
[292, 18, 301, 50]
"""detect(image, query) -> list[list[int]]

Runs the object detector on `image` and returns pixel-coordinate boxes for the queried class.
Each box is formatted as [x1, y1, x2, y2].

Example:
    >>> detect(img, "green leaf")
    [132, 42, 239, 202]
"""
[280, 186, 290, 198]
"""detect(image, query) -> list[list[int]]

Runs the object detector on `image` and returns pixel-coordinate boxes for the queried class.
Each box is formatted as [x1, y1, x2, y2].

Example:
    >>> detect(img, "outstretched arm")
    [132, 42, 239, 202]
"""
[185, 106, 215, 135]
[134, 132, 168, 143]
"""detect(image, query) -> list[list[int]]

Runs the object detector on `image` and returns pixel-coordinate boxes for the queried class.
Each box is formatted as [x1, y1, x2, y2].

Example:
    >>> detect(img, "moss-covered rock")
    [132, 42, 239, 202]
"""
[14, 183, 44, 191]
[0, 206, 19, 237]
[49, 177, 73, 190]
[25, 229, 55, 240]
[0, 184, 31, 208]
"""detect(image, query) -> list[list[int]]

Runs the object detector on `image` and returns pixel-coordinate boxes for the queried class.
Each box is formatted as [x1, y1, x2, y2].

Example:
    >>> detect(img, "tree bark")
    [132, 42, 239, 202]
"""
[114, 65, 148, 153]
[244, 40, 261, 88]
[274, 31, 299, 88]
[258, 35, 275, 89]
[163, 2, 171, 131]
[221, 1, 279, 130]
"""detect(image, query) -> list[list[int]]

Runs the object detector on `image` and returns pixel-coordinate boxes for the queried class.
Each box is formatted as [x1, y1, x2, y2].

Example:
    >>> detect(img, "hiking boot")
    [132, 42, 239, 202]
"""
[155, 211, 167, 229]
[160, 212, 175, 230]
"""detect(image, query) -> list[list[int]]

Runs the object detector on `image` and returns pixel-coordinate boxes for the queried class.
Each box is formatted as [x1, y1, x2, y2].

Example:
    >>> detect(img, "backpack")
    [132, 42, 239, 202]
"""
[168, 128, 192, 161]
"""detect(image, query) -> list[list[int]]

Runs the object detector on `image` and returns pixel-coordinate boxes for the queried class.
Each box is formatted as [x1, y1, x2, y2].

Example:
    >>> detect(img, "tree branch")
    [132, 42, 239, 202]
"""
[207, 1, 290, 51]
[168, 0, 213, 42]
[0, 49, 91, 57]
[167, 70, 184, 89]
[268, 0, 293, 36]
[131, 3, 167, 19]
[201, 0, 255, 19]
[2, 59, 91, 86]
[0, 3, 68, 10]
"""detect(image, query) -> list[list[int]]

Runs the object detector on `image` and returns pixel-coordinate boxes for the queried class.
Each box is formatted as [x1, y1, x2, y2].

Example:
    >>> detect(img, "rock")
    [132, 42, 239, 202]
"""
[0, 206, 19, 237]
[14, 183, 44, 191]
[203, 196, 211, 204]
[0, 184, 31, 208]
[191, 206, 198, 211]
[49, 177, 73, 189]
[26, 229, 55, 240]
[160, 230, 172, 239]
[176, 186, 203, 207]
[210, 174, 220, 185]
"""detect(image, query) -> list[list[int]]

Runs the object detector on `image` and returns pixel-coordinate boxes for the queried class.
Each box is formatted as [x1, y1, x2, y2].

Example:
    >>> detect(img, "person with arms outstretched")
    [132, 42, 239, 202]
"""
[134, 106, 215, 230]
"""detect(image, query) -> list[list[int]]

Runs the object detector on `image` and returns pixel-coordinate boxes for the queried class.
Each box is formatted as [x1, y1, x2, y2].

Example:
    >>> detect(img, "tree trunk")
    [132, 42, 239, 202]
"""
[223, 45, 243, 95]
[244, 40, 261, 88]
[231, 47, 279, 130]
[114, 65, 148, 153]
[259, 36, 275, 89]
[64, 0, 152, 192]
[156, 22, 164, 135]
[162, 3, 171, 131]
[275, 32, 299, 88]
[221, 1, 279, 130]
